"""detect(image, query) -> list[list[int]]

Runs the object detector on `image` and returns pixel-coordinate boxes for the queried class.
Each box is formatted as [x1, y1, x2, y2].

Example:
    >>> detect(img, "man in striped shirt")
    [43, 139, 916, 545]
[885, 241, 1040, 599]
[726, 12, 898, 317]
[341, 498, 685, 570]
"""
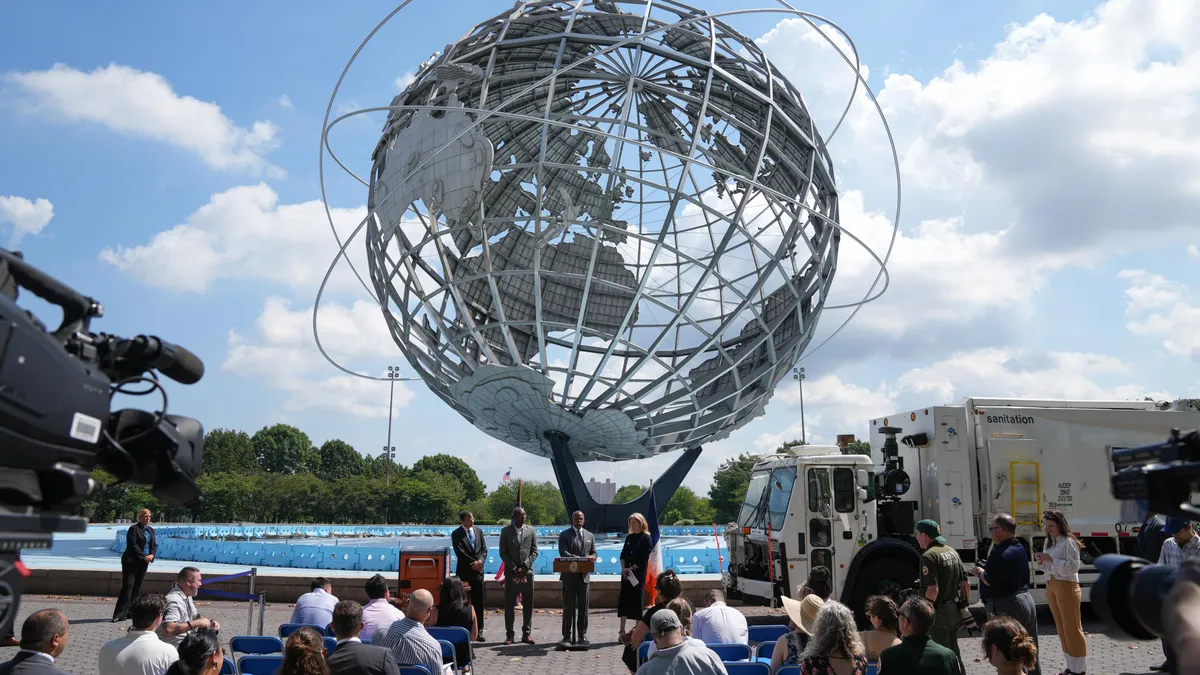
[370, 589, 446, 675]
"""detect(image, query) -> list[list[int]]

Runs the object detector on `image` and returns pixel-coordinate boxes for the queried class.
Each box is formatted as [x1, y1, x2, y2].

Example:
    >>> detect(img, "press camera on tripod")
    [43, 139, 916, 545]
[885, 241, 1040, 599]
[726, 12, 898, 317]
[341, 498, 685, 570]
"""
[1093, 428, 1199, 640]
[0, 248, 206, 637]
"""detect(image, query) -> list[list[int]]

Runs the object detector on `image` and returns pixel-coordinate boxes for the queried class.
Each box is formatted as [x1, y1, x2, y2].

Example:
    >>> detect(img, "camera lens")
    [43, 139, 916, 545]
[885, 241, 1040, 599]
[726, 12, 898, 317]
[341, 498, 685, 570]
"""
[1092, 554, 1179, 640]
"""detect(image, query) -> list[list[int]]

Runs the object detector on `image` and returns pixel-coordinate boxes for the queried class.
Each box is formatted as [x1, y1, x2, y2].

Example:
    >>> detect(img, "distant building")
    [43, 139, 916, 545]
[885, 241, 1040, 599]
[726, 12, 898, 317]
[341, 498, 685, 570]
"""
[586, 477, 616, 505]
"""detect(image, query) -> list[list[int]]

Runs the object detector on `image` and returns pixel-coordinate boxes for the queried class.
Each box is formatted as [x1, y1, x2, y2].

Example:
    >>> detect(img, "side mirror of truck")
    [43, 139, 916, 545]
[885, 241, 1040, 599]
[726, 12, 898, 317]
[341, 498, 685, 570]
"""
[857, 488, 869, 502]
[856, 469, 869, 488]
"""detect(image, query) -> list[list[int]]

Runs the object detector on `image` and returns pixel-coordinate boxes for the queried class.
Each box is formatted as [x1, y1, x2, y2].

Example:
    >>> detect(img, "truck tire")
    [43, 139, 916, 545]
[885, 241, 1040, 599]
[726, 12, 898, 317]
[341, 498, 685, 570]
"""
[846, 555, 919, 628]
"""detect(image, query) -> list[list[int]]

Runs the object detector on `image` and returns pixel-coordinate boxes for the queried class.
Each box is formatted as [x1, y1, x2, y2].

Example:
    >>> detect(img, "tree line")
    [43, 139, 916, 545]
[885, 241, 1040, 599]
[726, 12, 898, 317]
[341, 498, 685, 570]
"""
[79, 423, 869, 527]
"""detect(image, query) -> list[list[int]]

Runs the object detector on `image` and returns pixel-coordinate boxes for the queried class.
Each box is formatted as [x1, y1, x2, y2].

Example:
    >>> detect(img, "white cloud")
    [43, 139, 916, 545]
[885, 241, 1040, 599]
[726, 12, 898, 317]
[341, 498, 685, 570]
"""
[99, 183, 370, 295]
[1188, 244, 1199, 259]
[223, 296, 413, 418]
[395, 72, 416, 92]
[5, 64, 283, 176]
[1120, 269, 1200, 358]
[278, 94, 293, 109]
[756, 347, 1170, 450]
[0, 195, 53, 248]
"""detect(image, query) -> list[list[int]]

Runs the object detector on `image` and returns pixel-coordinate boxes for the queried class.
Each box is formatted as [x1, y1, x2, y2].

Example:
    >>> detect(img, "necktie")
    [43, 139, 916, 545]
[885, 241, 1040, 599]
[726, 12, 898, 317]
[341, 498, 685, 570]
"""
[467, 528, 475, 549]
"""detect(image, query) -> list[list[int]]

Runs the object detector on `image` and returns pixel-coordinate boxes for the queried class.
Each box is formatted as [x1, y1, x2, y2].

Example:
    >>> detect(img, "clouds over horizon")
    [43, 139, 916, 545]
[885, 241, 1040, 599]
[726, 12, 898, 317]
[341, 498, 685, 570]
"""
[0, 194, 53, 248]
[4, 63, 284, 177]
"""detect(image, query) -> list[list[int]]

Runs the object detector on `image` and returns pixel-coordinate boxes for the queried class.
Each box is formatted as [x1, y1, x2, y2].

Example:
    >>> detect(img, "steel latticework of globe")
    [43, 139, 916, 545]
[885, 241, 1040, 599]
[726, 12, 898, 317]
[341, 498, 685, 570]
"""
[365, 0, 841, 463]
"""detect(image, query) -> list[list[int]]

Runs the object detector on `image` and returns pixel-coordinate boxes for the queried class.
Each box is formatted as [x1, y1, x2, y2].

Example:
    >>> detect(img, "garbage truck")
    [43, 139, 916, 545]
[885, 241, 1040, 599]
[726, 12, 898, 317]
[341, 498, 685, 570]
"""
[722, 397, 1200, 617]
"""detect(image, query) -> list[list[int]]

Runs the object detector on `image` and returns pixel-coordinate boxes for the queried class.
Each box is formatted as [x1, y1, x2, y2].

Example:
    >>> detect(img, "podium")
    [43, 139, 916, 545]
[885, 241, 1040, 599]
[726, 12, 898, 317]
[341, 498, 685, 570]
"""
[553, 556, 596, 575]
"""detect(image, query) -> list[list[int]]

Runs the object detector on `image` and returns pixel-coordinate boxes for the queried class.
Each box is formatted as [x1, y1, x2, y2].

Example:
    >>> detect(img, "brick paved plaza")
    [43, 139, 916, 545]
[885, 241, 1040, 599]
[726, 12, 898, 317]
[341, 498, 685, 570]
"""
[2, 594, 1167, 675]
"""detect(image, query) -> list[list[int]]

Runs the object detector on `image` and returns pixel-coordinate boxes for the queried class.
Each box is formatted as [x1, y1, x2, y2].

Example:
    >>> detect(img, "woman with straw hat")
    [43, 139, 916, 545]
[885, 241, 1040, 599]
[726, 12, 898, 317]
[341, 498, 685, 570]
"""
[769, 593, 825, 673]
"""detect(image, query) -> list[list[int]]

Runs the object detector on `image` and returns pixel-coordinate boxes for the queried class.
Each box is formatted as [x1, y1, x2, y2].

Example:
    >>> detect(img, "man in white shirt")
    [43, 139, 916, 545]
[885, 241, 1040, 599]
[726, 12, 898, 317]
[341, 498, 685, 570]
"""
[157, 566, 219, 647]
[691, 590, 748, 645]
[361, 573, 405, 642]
[99, 593, 179, 675]
[292, 577, 339, 627]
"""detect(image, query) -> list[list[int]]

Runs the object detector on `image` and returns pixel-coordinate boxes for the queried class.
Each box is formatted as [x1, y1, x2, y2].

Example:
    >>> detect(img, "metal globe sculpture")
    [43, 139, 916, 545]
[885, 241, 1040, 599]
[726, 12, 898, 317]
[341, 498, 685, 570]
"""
[319, 0, 896, 529]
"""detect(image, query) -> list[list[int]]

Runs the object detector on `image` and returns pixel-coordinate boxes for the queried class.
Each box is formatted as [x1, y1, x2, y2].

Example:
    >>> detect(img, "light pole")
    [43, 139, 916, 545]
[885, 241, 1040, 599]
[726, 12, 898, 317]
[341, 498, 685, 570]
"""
[793, 366, 806, 444]
[385, 365, 400, 487]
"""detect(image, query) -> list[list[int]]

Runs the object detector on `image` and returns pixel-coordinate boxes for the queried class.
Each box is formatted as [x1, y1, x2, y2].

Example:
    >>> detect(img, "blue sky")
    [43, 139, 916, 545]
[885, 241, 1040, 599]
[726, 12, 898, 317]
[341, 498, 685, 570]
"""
[1, 0, 1196, 494]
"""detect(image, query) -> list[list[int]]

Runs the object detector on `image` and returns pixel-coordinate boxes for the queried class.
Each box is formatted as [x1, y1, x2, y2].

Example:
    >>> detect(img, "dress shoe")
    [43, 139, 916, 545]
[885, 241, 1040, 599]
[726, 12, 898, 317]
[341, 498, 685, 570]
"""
[521, 635, 535, 644]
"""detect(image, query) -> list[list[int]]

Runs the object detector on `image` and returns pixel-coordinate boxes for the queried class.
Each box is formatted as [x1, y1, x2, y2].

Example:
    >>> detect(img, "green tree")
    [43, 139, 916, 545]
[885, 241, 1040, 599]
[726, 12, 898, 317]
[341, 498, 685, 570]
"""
[391, 471, 465, 524]
[197, 472, 264, 522]
[663, 486, 716, 525]
[483, 480, 567, 526]
[202, 428, 257, 475]
[262, 473, 327, 522]
[251, 424, 316, 474]
[846, 440, 871, 457]
[316, 440, 363, 481]
[614, 484, 647, 504]
[708, 453, 759, 524]
[775, 439, 806, 453]
[412, 454, 486, 502]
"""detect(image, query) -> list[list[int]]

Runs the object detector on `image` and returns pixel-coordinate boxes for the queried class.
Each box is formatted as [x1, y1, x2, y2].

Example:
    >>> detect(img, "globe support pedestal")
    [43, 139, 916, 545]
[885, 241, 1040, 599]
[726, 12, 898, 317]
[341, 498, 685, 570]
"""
[545, 431, 702, 533]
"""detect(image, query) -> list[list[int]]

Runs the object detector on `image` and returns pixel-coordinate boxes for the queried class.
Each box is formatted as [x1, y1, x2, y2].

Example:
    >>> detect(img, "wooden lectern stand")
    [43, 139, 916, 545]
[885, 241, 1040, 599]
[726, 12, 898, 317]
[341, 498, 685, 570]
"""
[553, 557, 596, 575]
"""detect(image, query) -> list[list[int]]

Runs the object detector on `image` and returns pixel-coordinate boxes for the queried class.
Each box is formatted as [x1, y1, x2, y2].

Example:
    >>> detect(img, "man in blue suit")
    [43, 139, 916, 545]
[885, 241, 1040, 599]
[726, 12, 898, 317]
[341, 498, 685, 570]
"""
[0, 609, 71, 675]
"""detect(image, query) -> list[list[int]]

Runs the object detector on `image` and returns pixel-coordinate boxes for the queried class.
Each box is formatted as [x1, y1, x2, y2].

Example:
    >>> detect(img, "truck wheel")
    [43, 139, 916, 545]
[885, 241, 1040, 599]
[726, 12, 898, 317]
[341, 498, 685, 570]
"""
[847, 556, 919, 629]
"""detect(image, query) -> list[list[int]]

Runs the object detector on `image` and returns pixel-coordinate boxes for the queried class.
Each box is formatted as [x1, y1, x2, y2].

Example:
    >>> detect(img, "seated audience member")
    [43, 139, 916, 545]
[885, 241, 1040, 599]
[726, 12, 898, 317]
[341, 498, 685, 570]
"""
[800, 566, 832, 601]
[327, 600, 400, 675]
[857, 595, 901, 662]
[795, 600, 867, 675]
[771, 594, 823, 674]
[164, 629, 223, 675]
[431, 576, 476, 667]
[647, 597, 708, 658]
[878, 598, 960, 675]
[158, 567, 219, 648]
[372, 589, 447, 675]
[292, 577, 339, 628]
[361, 574, 405, 642]
[691, 590, 748, 645]
[0, 609, 70, 675]
[982, 615, 1039, 675]
[635, 610, 727, 675]
[624, 570, 689, 672]
[280, 628, 330, 675]
[99, 593, 179, 675]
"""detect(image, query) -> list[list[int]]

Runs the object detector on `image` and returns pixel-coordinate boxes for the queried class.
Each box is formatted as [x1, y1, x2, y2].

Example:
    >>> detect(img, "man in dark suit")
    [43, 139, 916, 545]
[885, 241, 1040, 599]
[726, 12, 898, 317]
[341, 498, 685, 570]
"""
[327, 599, 401, 675]
[557, 510, 597, 649]
[451, 510, 488, 641]
[499, 506, 538, 645]
[113, 508, 157, 622]
[0, 609, 71, 675]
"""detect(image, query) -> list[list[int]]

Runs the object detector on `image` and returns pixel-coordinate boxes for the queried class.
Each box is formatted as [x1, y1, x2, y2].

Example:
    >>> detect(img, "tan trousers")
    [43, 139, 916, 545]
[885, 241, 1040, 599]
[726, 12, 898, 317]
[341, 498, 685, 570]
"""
[1045, 578, 1086, 657]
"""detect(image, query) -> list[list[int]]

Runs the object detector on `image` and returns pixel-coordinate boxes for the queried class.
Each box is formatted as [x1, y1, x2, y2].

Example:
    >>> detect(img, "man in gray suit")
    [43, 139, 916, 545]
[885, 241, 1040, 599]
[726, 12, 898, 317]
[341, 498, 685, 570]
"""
[0, 609, 71, 675]
[557, 510, 597, 649]
[499, 506, 539, 645]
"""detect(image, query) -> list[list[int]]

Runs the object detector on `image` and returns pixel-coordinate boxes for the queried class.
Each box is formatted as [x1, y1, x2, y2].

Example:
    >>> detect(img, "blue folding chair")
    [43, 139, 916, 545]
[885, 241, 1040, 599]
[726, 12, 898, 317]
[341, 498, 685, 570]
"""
[866, 662, 879, 675]
[723, 662, 770, 675]
[638, 640, 652, 667]
[755, 641, 774, 664]
[428, 626, 471, 672]
[323, 636, 337, 653]
[437, 639, 458, 671]
[230, 635, 284, 655]
[218, 657, 235, 675]
[709, 643, 753, 662]
[279, 623, 325, 638]
[748, 624, 789, 644]
[237, 655, 285, 675]
[399, 667, 432, 675]
[776, 665, 801, 675]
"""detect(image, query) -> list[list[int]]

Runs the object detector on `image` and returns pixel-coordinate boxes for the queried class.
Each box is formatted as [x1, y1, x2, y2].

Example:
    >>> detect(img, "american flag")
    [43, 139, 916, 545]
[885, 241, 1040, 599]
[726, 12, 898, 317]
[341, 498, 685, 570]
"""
[644, 482, 664, 605]
[502, 468, 511, 483]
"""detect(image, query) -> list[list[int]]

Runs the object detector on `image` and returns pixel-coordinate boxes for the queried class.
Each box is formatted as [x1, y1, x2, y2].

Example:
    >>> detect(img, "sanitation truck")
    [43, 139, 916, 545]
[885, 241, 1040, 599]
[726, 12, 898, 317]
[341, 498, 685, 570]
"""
[722, 397, 1200, 619]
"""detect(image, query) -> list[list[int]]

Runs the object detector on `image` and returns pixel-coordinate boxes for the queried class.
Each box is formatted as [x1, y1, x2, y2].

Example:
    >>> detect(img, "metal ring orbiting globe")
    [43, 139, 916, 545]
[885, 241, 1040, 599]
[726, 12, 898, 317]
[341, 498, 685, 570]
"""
[314, 0, 901, 461]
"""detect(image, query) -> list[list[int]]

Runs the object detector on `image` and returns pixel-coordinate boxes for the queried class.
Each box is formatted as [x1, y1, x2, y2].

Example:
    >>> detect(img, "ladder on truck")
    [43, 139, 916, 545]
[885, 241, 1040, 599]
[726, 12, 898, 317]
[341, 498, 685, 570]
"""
[1009, 461, 1042, 526]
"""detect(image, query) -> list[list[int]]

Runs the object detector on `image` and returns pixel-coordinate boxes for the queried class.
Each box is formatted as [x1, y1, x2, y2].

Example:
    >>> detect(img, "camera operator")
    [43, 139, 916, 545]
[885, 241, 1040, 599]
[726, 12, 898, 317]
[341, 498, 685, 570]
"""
[1151, 518, 1198, 673]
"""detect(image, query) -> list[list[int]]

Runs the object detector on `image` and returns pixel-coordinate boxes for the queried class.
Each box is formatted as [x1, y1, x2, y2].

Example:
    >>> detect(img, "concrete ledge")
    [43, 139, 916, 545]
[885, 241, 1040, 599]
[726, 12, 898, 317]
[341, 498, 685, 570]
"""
[25, 568, 723, 609]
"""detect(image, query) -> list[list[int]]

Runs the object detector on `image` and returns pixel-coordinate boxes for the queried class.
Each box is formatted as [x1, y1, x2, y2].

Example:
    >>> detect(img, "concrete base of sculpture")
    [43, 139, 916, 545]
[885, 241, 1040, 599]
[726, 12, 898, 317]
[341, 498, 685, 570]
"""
[546, 431, 703, 533]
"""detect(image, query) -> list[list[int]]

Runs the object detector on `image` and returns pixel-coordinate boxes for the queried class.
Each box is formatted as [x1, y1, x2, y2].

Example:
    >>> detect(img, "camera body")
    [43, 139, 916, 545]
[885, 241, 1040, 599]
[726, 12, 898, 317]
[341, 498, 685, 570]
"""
[1093, 428, 1199, 640]
[0, 248, 206, 637]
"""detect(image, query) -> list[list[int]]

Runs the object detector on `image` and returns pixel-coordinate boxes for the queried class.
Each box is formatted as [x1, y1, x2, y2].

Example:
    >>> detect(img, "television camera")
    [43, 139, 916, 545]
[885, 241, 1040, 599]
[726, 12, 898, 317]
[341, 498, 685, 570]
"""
[1093, 427, 1199, 640]
[0, 248, 206, 637]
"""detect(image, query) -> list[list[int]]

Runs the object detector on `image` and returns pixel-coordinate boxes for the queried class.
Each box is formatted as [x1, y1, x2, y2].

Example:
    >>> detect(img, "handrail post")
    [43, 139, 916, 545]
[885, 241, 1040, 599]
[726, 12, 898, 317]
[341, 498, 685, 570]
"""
[247, 567, 257, 635]
[257, 592, 267, 636]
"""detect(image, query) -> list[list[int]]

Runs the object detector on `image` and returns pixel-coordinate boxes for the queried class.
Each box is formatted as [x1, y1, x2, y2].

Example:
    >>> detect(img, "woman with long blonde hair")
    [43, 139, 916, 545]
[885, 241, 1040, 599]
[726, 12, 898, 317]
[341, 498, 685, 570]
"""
[1034, 509, 1086, 674]
[618, 512, 652, 640]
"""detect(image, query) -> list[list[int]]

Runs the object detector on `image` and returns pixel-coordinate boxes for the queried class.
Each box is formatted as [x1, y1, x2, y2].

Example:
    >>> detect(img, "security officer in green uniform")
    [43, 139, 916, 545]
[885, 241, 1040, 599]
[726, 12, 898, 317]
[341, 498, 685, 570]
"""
[916, 519, 968, 675]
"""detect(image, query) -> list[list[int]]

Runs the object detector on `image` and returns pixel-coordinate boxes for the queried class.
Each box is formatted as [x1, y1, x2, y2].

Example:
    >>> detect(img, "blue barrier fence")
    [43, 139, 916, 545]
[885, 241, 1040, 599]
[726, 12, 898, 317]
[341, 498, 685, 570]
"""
[110, 525, 726, 574]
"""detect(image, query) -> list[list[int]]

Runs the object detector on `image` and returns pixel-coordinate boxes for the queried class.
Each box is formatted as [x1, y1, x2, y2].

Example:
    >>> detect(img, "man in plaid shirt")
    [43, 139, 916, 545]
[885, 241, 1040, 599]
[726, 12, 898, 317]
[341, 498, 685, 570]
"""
[1152, 518, 1198, 673]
